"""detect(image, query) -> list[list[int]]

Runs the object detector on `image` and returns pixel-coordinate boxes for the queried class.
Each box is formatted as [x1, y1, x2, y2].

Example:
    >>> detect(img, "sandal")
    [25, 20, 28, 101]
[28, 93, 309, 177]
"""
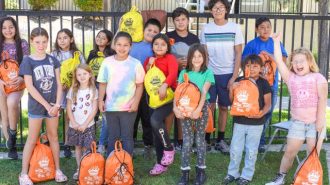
[55, 169, 68, 183]
[149, 164, 167, 176]
[73, 169, 79, 180]
[19, 174, 33, 185]
[160, 150, 175, 166]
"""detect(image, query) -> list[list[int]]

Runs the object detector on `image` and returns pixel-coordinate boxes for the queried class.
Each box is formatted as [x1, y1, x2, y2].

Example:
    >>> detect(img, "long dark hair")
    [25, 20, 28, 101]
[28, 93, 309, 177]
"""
[186, 43, 208, 73]
[54, 28, 79, 56]
[87, 29, 115, 64]
[0, 17, 24, 63]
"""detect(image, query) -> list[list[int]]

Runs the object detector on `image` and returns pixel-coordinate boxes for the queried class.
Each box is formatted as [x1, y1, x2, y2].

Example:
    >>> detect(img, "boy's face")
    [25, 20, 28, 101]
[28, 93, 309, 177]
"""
[144, 24, 160, 43]
[246, 63, 262, 79]
[211, 1, 227, 20]
[173, 14, 189, 32]
[256, 21, 272, 40]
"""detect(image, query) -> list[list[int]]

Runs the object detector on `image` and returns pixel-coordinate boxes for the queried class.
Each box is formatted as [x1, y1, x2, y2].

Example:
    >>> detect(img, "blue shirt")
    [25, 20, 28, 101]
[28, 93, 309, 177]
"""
[130, 41, 153, 65]
[242, 37, 288, 91]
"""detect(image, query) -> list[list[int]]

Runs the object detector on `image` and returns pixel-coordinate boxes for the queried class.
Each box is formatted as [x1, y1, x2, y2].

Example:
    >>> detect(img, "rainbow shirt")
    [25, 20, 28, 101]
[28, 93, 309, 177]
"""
[97, 55, 145, 111]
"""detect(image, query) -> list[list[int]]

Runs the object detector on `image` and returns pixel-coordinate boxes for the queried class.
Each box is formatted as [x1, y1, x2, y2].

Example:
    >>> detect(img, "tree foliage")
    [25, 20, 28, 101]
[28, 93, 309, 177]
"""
[28, 0, 58, 10]
[74, 0, 103, 12]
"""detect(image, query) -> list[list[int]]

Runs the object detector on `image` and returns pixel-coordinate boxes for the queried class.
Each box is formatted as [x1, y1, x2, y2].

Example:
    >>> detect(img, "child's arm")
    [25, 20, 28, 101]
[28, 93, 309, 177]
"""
[144, 57, 155, 71]
[78, 98, 98, 132]
[98, 82, 107, 112]
[173, 97, 184, 119]
[229, 82, 239, 103]
[316, 82, 328, 132]
[272, 33, 290, 82]
[49, 68, 62, 116]
[66, 99, 79, 130]
[190, 81, 212, 120]
[228, 44, 242, 89]
[129, 83, 143, 112]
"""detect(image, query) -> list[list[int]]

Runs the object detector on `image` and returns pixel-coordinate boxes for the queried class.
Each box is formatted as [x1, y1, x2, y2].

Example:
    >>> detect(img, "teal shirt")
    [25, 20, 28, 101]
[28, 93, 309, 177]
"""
[178, 69, 215, 100]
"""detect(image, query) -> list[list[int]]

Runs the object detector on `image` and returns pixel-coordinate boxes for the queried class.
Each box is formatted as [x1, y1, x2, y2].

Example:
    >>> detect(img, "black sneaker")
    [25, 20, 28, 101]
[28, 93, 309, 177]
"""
[8, 147, 18, 160]
[265, 173, 286, 185]
[223, 174, 236, 185]
[214, 140, 230, 154]
[236, 177, 250, 185]
[63, 145, 72, 158]
[258, 145, 266, 153]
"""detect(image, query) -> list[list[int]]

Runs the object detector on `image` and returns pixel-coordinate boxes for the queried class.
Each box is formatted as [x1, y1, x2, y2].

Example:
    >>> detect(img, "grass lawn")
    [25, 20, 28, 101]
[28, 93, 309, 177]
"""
[0, 151, 328, 185]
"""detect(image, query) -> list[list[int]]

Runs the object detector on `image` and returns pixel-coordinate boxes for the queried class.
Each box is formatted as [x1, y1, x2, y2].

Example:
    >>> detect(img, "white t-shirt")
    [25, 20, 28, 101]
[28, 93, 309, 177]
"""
[200, 22, 244, 75]
[67, 88, 98, 127]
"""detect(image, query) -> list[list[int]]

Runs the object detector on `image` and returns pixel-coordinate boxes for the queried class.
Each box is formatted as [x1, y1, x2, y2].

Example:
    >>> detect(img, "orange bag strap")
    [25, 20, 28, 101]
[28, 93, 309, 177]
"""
[1, 51, 10, 61]
[244, 65, 250, 79]
[91, 141, 97, 153]
[183, 73, 189, 83]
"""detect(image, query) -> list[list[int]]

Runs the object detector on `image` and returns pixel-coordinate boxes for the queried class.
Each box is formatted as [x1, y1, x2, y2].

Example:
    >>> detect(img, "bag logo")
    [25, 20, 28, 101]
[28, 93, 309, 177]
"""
[7, 70, 17, 79]
[303, 170, 320, 184]
[124, 18, 133, 27]
[179, 95, 190, 107]
[35, 157, 52, 178]
[84, 166, 102, 184]
[113, 165, 129, 184]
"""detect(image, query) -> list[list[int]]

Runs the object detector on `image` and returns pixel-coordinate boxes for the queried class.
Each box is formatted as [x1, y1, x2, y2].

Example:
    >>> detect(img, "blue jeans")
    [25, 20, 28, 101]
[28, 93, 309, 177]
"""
[228, 123, 263, 181]
[259, 87, 278, 146]
[98, 116, 108, 146]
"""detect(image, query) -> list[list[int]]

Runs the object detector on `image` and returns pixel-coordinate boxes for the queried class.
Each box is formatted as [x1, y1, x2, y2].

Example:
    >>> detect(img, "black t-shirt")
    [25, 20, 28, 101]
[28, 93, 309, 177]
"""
[166, 30, 200, 46]
[233, 77, 272, 125]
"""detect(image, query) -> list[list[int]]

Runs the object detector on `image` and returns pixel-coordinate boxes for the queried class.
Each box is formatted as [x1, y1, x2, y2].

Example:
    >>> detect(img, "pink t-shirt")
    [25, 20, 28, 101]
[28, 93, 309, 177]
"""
[286, 72, 327, 123]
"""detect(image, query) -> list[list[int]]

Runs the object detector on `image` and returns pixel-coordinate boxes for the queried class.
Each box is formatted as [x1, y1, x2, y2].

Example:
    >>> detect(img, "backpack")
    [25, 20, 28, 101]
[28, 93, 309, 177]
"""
[205, 107, 216, 133]
[291, 133, 323, 185]
[174, 73, 201, 117]
[88, 51, 105, 77]
[144, 63, 174, 109]
[60, 51, 81, 88]
[78, 141, 105, 185]
[259, 52, 276, 86]
[104, 140, 134, 185]
[28, 137, 55, 183]
[0, 51, 25, 94]
[230, 68, 261, 117]
[119, 6, 144, 42]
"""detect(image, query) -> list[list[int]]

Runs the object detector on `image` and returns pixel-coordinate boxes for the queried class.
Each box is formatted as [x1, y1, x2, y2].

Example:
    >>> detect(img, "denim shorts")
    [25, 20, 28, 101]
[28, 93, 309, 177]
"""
[287, 119, 326, 140]
[28, 113, 53, 119]
[209, 73, 233, 107]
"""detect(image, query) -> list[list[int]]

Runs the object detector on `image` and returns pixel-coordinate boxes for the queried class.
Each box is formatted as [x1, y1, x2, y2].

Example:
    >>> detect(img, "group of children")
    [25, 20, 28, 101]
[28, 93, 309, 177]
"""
[0, 0, 327, 185]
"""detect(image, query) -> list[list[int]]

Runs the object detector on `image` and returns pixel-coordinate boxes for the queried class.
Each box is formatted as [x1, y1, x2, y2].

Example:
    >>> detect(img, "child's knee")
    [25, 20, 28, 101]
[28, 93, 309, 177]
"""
[47, 133, 59, 143]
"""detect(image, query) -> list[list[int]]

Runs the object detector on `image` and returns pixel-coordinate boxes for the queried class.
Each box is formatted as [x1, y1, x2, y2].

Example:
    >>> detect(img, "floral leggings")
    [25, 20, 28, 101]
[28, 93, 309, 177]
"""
[181, 103, 208, 170]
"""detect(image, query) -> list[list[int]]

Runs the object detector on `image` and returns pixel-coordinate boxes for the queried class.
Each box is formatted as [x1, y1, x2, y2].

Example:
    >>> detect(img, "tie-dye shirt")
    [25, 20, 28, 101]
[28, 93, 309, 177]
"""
[287, 72, 327, 123]
[97, 55, 145, 111]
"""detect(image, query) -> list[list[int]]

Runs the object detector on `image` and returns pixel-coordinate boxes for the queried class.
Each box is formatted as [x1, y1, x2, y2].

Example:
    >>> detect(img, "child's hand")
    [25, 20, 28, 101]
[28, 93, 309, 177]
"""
[48, 105, 60, 117]
[99, 100, 105, 112]
[247, 111, 263, 119]
[227, 77, 236, 90]
[62, 84, 68, 91]
[190, 109, 201, 120]
[158, 83, 168, 101]
[271, 33, 282, 43]
[178, 57, 187, 70]
[129, 100, 139, 112]
[78, 124, 88, 132]
[7, 76, 23, 88]
[148, 57, 156, 66]
[71, 122, 80, 130]
[173, 106, 184, 119]
[0, 79, 6, 93]
[316, 119, 325, 132]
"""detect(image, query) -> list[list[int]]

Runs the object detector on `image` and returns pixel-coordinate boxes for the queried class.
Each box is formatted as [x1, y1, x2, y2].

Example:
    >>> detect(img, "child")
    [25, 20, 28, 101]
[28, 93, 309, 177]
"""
[19, 27, 67, 185]
[223, 54, 271, 185]
[265, 34, 328, 185]
[97, 31, 145, 156]
[144, 33, 178, 175]
[174, 44, 214, 185]
[130, 18, 161, 159]
[242, 17, 288, 152]
[66, 64, 98, 180]
[51, 28, 85, 158]
[201, 0, 244, 153]
[166, 7, 200, 151]
[86, 29, 115, 155]
[0, 16, 29, 159]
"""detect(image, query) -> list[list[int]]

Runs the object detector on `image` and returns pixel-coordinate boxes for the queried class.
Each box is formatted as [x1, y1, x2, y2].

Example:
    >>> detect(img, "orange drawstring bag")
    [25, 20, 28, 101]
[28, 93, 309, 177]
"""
[104, 140, 134, 185]
[259, 51, 277, 86]
[28, 137, 55, 183]
[78, 141, 105, 185]
[175, 73, 201, 117]
[292, 132, 323, 185]
[205, 107, 215, 133]
[0, 51, 25, 94]
[230, 67, 261, 117]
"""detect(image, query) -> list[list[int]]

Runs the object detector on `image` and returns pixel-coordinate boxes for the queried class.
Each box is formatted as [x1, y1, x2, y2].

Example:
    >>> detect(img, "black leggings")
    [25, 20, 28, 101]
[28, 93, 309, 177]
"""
[150, 103, 174, 164]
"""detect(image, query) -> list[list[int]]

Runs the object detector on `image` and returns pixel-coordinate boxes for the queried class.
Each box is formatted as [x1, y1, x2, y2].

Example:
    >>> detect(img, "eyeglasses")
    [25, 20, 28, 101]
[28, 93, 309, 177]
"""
[212, 6, 226, 12]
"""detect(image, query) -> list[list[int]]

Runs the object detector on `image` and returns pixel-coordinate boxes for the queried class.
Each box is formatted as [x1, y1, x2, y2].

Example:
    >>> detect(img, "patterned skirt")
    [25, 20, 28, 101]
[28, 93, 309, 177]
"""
[67, 125, 96, 149]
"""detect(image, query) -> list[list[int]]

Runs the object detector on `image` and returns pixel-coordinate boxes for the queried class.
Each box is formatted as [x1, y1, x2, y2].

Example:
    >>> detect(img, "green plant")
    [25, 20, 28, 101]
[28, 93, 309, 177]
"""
[5, 0, 19, 9]
[28, 0, 58, 10]
[74, 0, 103, 12]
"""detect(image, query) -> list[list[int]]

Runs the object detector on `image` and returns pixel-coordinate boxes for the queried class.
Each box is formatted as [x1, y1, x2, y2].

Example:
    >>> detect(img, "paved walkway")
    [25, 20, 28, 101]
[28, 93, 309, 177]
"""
[1, 143, 330, 182]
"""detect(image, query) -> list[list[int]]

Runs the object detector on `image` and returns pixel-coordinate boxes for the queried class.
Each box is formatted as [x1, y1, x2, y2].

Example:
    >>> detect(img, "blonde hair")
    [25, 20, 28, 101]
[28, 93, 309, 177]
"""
[288, 47, 319, 73]
[71, 64, 96, 103]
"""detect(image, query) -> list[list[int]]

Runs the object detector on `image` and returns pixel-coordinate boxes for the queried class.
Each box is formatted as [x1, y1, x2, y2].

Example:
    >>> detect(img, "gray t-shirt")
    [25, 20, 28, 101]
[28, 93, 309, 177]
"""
[19, 54, 61, 115]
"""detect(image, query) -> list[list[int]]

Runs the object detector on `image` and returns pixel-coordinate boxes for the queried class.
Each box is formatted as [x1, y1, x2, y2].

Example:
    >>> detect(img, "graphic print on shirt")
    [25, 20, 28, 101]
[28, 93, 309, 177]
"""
[290, 77, 318, 108]
[33, 64, 55, 93]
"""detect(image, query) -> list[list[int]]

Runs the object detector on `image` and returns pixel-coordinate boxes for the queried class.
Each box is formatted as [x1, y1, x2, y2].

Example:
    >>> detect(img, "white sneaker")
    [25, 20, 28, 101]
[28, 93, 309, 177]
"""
[97, 145, 105, 155]
[265, 173, 286, 185]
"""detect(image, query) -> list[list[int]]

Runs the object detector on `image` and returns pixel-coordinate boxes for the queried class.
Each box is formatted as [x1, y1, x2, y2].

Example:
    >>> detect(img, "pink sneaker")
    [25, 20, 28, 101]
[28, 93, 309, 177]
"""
[149, 164, 168, 176]
[160, 150, 175, 166]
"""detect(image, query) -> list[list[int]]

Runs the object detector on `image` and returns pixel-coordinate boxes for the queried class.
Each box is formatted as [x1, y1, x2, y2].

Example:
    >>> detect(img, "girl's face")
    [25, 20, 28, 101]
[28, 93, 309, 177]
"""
[57, 32, 73, 51]
[2, 20, 16, 41]
[211, 2, 227, 20]
[256, 21, 272, 40]
[114, 37, 131, 59]
[76, 68, 91, 86]
[95, 32, 110, 48]
[153, 38, 168, 57]
[31, 35, 48, 55]
[144, 24, 160, 43]
[192, 50, 204, 71]
[174, 14, 189, 32]
[291, 54, 311, 76]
